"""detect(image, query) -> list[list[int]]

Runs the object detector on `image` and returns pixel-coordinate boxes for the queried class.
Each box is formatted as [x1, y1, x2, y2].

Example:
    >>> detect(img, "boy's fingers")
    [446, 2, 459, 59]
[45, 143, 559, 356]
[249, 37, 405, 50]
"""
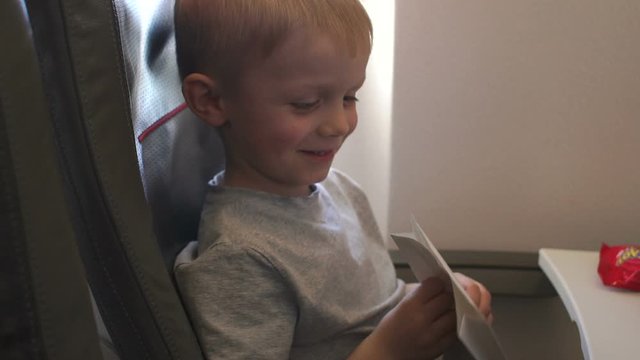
[423, 291, 455, 323]
[465, 282, 481, 308]
[409, 275, 494, 322]
[467, 283, 493, 323]
[428, 311, 458, 356]
[454, 272, 494, 321]
[453, 272, 474, 289]
[486, 312, 495, 325]
[477, 282, 492, 319]
[408, 277, 445, 303]
[464, 280, 492, 319]
[430, 308, 457, 336]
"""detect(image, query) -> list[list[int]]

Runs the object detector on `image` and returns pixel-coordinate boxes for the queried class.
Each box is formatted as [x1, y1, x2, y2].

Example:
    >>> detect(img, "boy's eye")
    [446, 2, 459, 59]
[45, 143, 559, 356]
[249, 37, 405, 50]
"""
[343, 96, 359, 105]
[290, 99, 320, 110]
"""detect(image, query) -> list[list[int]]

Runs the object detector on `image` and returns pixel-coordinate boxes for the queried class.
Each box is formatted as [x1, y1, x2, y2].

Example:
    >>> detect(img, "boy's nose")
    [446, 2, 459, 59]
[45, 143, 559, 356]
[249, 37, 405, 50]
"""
[317, 105, 354, 137]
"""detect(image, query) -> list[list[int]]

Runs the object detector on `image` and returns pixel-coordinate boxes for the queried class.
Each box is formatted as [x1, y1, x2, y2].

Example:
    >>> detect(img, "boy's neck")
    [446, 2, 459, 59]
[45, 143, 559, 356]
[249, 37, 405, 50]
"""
[222, 169, 315, 197]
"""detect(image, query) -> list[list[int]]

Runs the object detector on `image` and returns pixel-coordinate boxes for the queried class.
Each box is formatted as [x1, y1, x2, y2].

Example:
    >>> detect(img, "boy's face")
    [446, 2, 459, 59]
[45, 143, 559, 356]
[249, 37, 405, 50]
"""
[219, 29, 369, 196]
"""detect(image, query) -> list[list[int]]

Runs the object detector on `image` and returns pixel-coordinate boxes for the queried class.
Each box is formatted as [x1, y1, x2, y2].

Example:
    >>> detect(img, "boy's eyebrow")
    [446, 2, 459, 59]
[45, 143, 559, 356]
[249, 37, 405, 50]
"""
[281, 75, 367, 94]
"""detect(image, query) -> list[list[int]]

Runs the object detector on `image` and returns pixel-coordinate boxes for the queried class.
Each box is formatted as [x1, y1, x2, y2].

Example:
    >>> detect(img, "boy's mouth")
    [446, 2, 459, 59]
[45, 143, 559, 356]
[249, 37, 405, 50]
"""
[299, 149, 335, 159]
[303, 150, 331, 155]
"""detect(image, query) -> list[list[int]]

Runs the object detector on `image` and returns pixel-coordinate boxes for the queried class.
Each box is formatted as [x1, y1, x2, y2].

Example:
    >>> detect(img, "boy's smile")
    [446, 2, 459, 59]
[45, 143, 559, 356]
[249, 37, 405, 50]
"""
[218, 28, 369, 197]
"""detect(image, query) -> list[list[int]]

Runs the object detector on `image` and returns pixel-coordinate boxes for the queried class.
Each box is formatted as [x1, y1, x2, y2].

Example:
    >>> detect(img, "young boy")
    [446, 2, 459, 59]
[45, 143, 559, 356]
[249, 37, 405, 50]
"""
[173, 0, 492, 359]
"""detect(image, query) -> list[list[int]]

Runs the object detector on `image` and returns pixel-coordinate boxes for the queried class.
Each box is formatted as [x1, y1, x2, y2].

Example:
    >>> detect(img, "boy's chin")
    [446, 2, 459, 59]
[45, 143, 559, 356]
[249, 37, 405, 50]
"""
[309, 167, 332, 184]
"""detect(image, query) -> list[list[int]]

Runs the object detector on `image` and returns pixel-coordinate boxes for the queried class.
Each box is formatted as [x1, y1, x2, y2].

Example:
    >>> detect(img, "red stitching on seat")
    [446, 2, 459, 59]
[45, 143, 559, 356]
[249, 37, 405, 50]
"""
[137, 102, 188, 143]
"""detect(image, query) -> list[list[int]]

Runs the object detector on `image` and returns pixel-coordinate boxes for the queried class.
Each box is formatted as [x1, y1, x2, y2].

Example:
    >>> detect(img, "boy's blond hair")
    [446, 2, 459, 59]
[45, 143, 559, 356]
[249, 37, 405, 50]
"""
[175, 0, 372, 86]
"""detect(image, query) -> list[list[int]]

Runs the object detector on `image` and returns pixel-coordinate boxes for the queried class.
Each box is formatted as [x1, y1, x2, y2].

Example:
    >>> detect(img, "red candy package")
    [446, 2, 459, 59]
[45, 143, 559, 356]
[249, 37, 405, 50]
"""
[598, 243, 640, 291]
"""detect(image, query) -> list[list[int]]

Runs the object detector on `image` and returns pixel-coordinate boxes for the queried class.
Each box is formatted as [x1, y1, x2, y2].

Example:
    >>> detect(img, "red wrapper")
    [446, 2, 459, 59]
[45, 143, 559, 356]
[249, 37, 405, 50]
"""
[598, 243, 640, 291]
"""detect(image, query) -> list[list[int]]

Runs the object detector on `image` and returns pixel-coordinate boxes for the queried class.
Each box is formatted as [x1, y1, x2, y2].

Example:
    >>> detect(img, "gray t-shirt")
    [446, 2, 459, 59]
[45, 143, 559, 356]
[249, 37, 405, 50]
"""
[175, 169, 404, 359]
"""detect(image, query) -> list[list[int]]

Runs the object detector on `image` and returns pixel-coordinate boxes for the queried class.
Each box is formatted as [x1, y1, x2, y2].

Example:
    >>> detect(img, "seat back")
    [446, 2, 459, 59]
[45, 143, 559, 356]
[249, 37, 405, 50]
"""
[1, 1, 103, 359]
[16, 0, 222, 358]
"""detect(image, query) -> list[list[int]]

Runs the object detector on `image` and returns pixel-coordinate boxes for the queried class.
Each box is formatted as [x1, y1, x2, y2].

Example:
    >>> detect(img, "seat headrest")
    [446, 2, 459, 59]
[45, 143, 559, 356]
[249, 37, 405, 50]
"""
[116, 0, 225, 270]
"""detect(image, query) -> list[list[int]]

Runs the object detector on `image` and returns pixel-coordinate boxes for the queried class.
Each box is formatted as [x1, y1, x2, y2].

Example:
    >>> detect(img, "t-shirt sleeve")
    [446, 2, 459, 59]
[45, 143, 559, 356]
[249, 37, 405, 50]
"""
[175, 241, 297, 359]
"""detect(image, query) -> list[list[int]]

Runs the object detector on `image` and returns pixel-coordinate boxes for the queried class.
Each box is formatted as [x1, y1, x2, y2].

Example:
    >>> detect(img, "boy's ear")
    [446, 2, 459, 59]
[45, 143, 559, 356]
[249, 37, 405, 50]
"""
[182, 73, 227, 127]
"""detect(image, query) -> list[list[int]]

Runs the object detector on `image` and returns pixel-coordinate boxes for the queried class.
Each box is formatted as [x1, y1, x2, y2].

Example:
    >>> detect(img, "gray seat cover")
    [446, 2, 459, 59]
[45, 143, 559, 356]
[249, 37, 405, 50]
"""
[6, 0, 222, 358]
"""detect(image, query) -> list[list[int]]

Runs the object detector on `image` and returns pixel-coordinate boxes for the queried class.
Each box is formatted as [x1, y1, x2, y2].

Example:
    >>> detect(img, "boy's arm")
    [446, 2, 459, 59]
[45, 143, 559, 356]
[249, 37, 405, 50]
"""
[175, 243, 297, 359]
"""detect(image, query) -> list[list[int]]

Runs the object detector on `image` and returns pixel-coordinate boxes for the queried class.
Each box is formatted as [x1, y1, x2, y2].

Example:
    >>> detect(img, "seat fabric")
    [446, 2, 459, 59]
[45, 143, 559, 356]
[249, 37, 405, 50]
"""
[18, 0, 221, 358]
[1, 0, 103, 358]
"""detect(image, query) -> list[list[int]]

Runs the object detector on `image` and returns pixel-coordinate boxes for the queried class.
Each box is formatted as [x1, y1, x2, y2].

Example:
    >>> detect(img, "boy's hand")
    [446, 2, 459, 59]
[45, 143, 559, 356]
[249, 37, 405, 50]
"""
[453, 272, 493, 324]
[352, 277, 457, 360]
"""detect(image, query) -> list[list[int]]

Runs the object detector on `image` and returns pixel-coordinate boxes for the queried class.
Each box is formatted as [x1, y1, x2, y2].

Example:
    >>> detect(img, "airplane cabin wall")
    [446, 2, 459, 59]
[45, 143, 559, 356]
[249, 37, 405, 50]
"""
[388, 0, 640, 252]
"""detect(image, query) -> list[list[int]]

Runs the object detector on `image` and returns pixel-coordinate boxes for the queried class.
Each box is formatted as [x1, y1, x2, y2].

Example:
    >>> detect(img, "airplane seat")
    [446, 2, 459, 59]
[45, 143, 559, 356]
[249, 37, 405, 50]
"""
[1, 1, 104, 358]
[14, 0, 222, 358]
